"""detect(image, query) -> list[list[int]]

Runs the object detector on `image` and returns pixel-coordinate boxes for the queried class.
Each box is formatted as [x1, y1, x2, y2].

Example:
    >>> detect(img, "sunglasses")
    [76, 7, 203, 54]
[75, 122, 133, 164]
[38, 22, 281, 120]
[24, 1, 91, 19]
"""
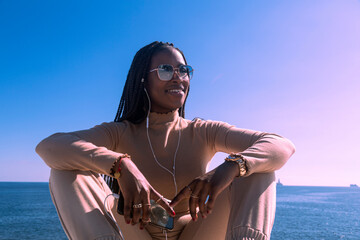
[149, 64, 194, 81]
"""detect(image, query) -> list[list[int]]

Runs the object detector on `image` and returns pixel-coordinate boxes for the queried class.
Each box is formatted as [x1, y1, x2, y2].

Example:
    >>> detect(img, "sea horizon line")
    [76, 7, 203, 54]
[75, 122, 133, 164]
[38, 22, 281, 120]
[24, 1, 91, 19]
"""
[0, 181, 358, 188]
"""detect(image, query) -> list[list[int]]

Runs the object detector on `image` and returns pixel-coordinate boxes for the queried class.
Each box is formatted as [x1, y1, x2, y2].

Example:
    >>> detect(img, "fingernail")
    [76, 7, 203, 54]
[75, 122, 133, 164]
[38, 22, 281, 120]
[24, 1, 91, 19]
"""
[140, 226, 144, 230]
[207, 210, 209, 214]
[192, 217, 195, 221]
[126, 220, 130, 224]
[172, 210, 176, 216]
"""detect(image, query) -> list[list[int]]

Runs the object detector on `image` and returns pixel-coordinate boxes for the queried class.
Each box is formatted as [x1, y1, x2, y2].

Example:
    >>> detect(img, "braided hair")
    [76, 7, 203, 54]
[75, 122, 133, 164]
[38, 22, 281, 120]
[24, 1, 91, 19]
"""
[115, 41, 189, 124]
[104, 41, 190, 192]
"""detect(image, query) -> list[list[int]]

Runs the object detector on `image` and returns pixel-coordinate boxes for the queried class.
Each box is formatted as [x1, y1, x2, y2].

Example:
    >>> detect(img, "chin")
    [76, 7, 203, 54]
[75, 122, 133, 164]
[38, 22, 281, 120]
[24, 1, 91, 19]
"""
[172, 102, 185, 110]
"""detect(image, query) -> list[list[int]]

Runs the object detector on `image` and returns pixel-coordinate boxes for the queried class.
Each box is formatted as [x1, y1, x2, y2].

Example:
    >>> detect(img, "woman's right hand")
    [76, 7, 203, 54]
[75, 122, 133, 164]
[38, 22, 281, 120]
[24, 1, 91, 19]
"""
[116, 157, 176, 229]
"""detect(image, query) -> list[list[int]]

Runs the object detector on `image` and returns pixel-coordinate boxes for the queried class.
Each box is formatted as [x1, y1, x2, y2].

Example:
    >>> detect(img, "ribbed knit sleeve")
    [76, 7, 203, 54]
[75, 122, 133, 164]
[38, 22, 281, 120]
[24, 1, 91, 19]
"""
[35, 122, 127, 175]
[205, 120, 295, 176]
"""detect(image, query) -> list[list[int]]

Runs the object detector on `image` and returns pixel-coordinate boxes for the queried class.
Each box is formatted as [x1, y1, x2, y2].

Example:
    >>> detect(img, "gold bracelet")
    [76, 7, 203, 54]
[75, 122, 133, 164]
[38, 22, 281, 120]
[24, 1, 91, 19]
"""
[224, 153, 248, 177]
[110, 153, 131, 179]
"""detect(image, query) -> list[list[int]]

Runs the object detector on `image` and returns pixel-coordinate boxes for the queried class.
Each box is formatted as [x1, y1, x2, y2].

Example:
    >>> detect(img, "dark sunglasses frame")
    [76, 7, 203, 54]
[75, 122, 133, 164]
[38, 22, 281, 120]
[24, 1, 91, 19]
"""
[149, 64, 194, 81]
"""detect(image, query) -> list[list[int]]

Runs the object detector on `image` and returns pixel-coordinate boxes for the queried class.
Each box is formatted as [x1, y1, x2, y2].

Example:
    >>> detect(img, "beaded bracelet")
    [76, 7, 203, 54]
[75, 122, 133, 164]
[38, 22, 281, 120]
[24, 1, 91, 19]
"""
[110, 153, 131, 179]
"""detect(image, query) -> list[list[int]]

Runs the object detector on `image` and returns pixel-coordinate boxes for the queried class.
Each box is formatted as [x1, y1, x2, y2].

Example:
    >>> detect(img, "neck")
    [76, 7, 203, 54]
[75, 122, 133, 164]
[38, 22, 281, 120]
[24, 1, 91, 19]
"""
[147, 110, 179, 126]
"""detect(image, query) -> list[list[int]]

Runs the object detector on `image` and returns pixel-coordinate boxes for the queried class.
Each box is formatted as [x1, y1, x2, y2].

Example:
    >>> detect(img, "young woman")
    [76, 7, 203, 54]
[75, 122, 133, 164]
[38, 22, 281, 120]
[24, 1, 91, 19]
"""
[36, 41, 295, 240]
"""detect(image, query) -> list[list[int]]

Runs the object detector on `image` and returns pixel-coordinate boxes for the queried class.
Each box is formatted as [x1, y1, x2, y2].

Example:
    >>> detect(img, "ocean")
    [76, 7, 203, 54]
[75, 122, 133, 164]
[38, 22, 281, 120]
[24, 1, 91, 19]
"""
[0, 182, 359, 240]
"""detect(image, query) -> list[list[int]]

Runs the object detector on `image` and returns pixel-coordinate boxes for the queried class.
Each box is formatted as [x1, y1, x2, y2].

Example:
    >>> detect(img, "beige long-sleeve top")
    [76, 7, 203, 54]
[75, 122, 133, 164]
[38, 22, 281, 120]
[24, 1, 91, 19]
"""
[36, 110, 295, 212]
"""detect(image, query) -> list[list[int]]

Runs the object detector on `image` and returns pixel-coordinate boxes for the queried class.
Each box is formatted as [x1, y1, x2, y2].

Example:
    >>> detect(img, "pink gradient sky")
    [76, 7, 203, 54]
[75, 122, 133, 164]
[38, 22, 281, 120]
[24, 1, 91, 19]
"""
[1, 1, 359, 186]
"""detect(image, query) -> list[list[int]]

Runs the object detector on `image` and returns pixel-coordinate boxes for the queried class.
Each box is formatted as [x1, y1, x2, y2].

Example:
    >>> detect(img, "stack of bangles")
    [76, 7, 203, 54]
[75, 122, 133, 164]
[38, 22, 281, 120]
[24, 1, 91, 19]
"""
[110, 153, 131, 179]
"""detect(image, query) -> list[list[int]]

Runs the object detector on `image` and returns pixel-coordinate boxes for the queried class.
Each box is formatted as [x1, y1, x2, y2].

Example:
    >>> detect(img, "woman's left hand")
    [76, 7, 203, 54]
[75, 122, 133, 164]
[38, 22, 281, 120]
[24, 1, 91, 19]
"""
[170, 161, 240, 221]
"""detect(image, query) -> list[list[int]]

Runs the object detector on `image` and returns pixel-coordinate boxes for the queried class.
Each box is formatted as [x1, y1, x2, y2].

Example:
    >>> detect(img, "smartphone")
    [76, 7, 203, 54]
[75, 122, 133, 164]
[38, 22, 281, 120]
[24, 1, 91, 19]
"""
[117, 191, 174, 230]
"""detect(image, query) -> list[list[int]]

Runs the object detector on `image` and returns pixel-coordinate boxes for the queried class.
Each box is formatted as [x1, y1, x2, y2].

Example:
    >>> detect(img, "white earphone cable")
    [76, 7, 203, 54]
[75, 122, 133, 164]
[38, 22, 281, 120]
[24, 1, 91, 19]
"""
[144, 87, 181, 195]
[103, 193, 125, 240]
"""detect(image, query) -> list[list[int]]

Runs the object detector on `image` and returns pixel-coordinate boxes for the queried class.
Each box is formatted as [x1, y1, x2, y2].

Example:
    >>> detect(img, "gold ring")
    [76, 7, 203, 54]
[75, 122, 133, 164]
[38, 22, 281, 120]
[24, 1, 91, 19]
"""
[190, 193, 199, 198]
[133, 203, 142, 208]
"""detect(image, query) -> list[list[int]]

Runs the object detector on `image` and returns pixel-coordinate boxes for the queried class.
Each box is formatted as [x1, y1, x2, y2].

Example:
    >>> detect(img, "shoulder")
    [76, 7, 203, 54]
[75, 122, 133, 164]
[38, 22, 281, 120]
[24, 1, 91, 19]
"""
[182, 117, 235, 136]
[90, 121, 130, 137]
[186, 117, 234, 129]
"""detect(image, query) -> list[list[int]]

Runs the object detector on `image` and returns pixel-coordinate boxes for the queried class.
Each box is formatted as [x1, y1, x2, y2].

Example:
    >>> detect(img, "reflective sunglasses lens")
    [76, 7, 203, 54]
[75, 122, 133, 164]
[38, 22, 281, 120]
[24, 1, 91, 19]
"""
[180, 65, 193, 80]
[158, 64, 174, 81]
[178, 65, 188, 78]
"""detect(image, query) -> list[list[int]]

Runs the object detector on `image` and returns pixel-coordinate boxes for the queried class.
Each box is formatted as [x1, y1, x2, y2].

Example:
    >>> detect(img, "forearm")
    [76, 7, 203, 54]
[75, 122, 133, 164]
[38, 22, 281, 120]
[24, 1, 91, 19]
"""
[240, 133, 295, 176]
[215, 124, 295, 176]
[36, 132, 121, 175]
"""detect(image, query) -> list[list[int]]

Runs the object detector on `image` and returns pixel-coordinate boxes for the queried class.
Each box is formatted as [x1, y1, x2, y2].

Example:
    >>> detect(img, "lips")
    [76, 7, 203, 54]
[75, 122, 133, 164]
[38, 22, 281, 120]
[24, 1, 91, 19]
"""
[165, 85, 186, 94]
[167, 89, 183, 93]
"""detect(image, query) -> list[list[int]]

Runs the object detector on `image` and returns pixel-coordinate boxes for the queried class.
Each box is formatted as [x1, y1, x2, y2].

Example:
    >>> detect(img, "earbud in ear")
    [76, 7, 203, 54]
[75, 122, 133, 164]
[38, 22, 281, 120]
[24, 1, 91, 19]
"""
[141, 78, 144, 83]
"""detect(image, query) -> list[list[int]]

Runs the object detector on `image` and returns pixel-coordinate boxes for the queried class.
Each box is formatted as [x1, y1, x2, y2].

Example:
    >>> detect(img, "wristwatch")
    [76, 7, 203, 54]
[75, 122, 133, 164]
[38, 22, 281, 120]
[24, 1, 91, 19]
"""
[225, 153, 248, 177]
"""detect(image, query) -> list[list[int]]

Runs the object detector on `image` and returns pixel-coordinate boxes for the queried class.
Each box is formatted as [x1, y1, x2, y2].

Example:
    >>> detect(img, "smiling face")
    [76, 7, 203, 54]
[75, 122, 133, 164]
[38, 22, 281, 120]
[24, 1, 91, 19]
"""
[146, 47, 190, 113]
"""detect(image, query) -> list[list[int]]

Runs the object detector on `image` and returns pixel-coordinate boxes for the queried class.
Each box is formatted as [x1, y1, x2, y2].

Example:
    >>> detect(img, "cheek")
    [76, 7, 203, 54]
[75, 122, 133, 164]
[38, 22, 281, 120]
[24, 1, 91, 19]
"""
[147, 83, 164, 101]
[185, 83, 190, 95]
[146, 80, 158, 95]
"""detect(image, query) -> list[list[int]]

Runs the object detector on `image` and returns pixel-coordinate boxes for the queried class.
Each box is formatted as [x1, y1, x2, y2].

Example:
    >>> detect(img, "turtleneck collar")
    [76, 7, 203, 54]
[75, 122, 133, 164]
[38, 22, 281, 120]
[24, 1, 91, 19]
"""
[148, 110, 179, 125]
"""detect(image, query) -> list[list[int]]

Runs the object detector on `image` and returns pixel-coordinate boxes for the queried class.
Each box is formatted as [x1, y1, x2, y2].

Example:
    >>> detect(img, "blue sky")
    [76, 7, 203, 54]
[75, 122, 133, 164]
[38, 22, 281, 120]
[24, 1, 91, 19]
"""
[1, 0, 359, 186]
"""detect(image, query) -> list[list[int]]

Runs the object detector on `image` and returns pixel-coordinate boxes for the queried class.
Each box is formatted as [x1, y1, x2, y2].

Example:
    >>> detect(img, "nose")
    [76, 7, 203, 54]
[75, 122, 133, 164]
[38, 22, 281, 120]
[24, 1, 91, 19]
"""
[172, 69, 182, 81]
